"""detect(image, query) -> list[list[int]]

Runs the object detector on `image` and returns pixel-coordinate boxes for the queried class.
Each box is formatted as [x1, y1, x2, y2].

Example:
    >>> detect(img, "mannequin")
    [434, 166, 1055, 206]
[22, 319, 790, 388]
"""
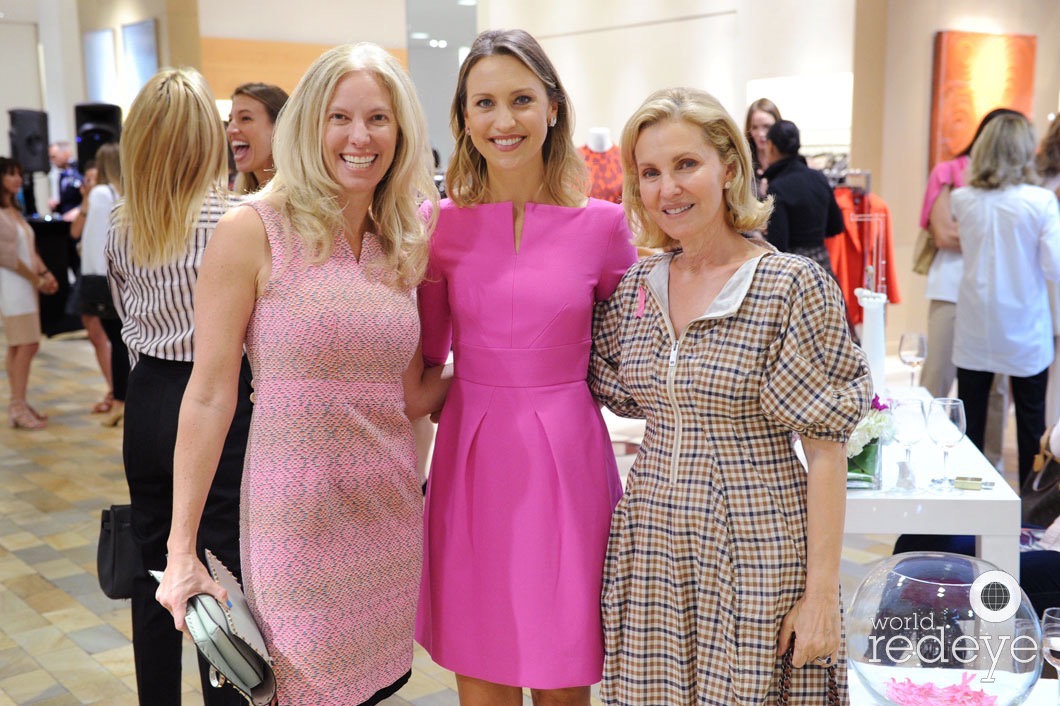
[586, 126, 614, 153]
[579, 126, 622, 203]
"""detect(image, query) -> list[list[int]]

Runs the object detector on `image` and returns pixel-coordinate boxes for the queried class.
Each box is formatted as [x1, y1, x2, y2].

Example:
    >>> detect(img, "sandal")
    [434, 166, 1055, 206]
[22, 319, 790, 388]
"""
[101, 401, 125, 428]
[92, 391, 114, 414]
[9, 401, 45, 431]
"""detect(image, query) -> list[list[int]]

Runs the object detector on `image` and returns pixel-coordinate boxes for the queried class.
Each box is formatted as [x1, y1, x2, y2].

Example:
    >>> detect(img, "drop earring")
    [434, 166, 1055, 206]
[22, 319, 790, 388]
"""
[464, 126, 471, 136]
[548, 116, 557, 128]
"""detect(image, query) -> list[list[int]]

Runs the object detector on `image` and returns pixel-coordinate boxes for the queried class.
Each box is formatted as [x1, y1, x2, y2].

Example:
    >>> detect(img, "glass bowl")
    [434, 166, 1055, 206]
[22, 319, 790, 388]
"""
[847, 552, 1042, 705]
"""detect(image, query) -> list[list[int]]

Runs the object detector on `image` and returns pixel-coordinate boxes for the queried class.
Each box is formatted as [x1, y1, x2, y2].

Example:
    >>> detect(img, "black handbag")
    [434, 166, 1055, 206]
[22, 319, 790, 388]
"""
[97, 504, 144, 599]
[80, 274, 119, 319]
[1022, 434, 1060, 528]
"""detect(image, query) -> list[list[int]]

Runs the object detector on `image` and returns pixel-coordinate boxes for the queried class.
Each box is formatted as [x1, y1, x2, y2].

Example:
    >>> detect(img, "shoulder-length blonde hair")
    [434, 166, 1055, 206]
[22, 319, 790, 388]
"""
[621, 87, 772, 249]
[969, 113, 1040, 189]
[113, 67, 227, 268]
[446, 29, 588, 207]
[94, 143, 121, 194]
[231, 82, 289, 194]
[264, 43, 436, 289]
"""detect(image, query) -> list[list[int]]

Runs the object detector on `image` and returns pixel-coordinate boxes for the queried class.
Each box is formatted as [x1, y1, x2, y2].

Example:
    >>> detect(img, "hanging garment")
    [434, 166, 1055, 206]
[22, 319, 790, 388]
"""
[827, 187, 902, 325]
[579, 145, 623, 203]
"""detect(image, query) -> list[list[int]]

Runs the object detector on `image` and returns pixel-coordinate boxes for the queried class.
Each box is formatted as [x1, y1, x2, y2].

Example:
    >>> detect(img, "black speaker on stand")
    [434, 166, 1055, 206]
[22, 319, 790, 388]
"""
[74, 103, 122, 168]
[8, 109, 49, 215]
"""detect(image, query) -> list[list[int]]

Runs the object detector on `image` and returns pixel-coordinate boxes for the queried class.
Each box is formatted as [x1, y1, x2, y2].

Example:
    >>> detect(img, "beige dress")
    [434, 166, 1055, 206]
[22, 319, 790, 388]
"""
[0, 210, 40, 345]
[589, 251, 872, 705]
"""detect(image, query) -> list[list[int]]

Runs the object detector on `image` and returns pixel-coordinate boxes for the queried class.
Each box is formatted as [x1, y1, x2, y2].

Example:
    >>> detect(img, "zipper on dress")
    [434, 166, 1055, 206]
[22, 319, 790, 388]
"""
[665, 338, 683, 485]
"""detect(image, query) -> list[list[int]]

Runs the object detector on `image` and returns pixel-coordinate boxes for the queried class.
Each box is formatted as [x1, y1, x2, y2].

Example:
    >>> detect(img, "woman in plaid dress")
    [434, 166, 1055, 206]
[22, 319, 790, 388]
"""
[589, 87, 872, 705]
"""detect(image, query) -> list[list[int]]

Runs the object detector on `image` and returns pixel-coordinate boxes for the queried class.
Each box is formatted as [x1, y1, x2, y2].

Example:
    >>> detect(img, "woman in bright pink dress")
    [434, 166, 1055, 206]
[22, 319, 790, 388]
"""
[415, 29, 636, 706]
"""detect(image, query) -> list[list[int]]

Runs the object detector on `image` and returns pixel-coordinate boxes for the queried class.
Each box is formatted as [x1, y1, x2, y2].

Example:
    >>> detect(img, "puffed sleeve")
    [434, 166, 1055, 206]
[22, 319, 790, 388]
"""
[418, 203, 451, 368]
[594, 209, 637, 301]
[589, 265, 644, 419]
[760, 259, 871, 441]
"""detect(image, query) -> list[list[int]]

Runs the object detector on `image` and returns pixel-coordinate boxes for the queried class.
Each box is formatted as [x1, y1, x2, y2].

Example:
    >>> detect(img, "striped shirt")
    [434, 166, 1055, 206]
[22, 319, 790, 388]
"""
[106, 190, 241, 363]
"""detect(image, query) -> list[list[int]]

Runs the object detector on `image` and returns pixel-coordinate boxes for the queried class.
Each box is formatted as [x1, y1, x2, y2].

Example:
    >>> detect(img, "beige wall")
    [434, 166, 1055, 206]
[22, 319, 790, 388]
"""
[876, 0, 1060, 345]
[77, 0, 196, 71]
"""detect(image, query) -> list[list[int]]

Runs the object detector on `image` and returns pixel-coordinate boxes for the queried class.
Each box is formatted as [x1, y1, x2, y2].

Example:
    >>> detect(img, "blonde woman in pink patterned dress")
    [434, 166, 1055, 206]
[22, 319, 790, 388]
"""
[157, 44, 448, 706]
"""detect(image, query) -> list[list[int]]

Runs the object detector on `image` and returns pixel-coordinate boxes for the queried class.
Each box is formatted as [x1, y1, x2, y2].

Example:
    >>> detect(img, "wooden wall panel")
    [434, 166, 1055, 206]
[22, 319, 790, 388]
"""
[200, 37, 408, 99]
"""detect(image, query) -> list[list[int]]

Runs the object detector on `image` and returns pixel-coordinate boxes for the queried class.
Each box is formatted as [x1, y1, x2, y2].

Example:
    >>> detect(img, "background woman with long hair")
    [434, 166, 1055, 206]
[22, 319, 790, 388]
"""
[106, 67, 249, 706]
[227, 81, 288, 194]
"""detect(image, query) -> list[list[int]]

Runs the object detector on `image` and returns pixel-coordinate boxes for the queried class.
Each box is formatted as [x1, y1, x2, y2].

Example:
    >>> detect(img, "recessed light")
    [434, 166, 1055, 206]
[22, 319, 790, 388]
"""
[428, 39, 438, 48]
[438, 40, 448, 48]
[410, 31, 429, 40]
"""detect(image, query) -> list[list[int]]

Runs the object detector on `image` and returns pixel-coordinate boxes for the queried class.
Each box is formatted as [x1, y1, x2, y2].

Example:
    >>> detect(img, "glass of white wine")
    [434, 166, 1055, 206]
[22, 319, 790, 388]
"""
[1043, 607, 1060, 703]
[898, 332, 927, 387]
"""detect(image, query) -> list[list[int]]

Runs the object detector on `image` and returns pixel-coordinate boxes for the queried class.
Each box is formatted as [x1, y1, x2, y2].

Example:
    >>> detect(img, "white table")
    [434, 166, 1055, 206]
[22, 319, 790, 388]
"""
[845, 394, 1022, 580]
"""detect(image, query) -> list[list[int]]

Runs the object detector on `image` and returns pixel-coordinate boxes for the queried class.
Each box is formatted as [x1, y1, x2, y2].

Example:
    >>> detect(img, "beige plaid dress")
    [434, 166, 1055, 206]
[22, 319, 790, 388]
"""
[589, 250, 872, 705]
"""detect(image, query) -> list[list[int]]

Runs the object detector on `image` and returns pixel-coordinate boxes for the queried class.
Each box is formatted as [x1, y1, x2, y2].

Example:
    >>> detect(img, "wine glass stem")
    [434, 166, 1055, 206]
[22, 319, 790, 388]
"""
[943, 449, 950, 485]
[905, 446, 912, 464]
[910, 370, 915, 387]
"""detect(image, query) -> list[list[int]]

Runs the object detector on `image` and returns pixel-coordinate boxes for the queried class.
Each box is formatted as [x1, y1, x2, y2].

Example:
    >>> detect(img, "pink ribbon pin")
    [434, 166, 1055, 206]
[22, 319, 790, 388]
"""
[635, 286, 646, 318]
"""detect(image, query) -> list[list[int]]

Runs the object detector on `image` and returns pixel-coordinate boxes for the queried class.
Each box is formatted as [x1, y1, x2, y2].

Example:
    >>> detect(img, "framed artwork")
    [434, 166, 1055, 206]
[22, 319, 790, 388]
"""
[929, 30, 1035, 170]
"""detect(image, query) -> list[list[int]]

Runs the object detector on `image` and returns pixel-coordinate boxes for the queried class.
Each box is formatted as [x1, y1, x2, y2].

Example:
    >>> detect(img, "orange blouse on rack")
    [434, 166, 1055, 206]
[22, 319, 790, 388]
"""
[826, 187, 901, 325]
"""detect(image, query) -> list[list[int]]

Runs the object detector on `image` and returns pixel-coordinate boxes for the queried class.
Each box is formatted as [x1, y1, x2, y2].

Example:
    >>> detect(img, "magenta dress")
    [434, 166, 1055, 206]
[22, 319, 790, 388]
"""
[242, 202, 422, 705]
[415, 198, 636, 687]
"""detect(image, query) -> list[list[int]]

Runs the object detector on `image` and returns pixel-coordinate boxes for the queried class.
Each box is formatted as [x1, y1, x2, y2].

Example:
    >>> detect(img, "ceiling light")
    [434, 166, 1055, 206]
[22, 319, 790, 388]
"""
[428, 39, 438, 48]
[410, 31, 429, 40]
[458, 0, 477, 5]
[438, 40, 448, 48]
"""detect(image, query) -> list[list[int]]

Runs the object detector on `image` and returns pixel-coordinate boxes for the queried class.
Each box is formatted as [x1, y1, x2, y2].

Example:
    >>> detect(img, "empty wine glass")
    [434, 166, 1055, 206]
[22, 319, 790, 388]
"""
[891, 399, 925, 490]
[927, 397, 966, 490]
[898, 332, 927, 387]
[1043, 607, 1060, 704]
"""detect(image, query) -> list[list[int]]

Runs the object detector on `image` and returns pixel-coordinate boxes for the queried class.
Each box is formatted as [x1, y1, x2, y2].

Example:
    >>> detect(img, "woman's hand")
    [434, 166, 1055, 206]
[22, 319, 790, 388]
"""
[154, 551, 229, 635]
[37, 270, 58, 295]
[777, 590, 841, 668]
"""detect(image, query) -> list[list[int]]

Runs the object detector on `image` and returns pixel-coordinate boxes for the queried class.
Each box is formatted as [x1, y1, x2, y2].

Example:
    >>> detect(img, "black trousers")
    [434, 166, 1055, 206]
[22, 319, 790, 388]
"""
[100, 317, 129, 401]
[123, 354, 252, 706]
[957, 366, 1048, 488]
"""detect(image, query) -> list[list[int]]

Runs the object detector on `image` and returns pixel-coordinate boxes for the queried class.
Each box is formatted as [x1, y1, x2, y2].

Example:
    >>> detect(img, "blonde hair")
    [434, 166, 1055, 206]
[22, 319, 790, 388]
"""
[264, 43, 435, 289]
[114, 68, 227, 268]
[94, 143, 121, 194]
[445, 29, 588, 207]
[621, 87, 772, 249]
[969, 113, 1040, 189]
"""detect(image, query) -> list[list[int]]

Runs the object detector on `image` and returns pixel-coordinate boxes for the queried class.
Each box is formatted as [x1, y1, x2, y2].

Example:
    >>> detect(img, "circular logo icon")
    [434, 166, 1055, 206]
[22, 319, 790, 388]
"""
[970, 570, 1021, 622]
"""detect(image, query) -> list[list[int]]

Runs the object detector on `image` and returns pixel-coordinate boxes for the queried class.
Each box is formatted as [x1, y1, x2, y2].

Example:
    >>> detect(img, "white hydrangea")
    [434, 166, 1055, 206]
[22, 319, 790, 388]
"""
[846, 405, 896, 458]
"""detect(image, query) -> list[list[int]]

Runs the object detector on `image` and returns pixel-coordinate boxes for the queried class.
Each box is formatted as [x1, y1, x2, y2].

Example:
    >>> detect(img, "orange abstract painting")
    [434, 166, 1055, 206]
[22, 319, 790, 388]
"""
[929, 30, 1036, 170]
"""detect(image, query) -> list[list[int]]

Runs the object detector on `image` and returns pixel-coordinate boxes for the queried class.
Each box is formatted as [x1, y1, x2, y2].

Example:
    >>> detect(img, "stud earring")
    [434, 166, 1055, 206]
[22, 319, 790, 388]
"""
[548, 116, 557, 128]
[464, 126, 471, 136]
[724, 180, 732, 190]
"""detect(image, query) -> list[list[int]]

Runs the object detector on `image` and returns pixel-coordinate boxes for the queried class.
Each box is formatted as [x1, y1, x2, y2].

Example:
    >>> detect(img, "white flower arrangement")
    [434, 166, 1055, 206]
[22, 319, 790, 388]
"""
[847, 395, 896, 458]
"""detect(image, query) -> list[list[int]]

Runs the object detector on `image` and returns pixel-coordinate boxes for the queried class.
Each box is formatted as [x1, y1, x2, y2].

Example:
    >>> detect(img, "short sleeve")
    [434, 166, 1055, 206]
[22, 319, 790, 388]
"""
[919, 157, 967, 229]
[760, 259, 872, 441]
[589, 267, 644, 419]
[594, 210, 637, 301]
[418, 216, 451, 368]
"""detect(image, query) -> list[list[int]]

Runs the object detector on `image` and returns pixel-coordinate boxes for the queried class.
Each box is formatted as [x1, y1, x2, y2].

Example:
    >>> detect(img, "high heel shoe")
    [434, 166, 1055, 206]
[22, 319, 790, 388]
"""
[100, 401, 124, 428]
[9, 401, 46, 430]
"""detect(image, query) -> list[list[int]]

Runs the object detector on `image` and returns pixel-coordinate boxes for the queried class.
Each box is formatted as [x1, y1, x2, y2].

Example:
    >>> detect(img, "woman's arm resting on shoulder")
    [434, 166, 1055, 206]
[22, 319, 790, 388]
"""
[156, 206, 269, 633]
[930, 185, 961, 251]
[777, 436, 845, 668]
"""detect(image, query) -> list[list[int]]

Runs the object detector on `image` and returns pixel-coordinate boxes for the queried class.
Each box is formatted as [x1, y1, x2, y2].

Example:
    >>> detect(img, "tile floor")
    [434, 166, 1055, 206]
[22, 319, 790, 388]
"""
[0, 331, 1018, 705]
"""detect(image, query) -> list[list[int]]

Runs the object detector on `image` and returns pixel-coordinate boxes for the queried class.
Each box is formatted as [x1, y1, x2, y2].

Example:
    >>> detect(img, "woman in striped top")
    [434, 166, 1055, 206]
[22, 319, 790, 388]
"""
[105, 67, 249, 706]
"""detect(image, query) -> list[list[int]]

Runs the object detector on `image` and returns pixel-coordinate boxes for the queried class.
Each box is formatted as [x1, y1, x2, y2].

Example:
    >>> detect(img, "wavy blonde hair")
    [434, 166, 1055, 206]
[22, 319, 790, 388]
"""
[263, 43, 435, 289]
[621, 87, 773, 249]
[969, 113, 1040, 189]
[113, 68, 227, 268]
[446, 29, 588, 207]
